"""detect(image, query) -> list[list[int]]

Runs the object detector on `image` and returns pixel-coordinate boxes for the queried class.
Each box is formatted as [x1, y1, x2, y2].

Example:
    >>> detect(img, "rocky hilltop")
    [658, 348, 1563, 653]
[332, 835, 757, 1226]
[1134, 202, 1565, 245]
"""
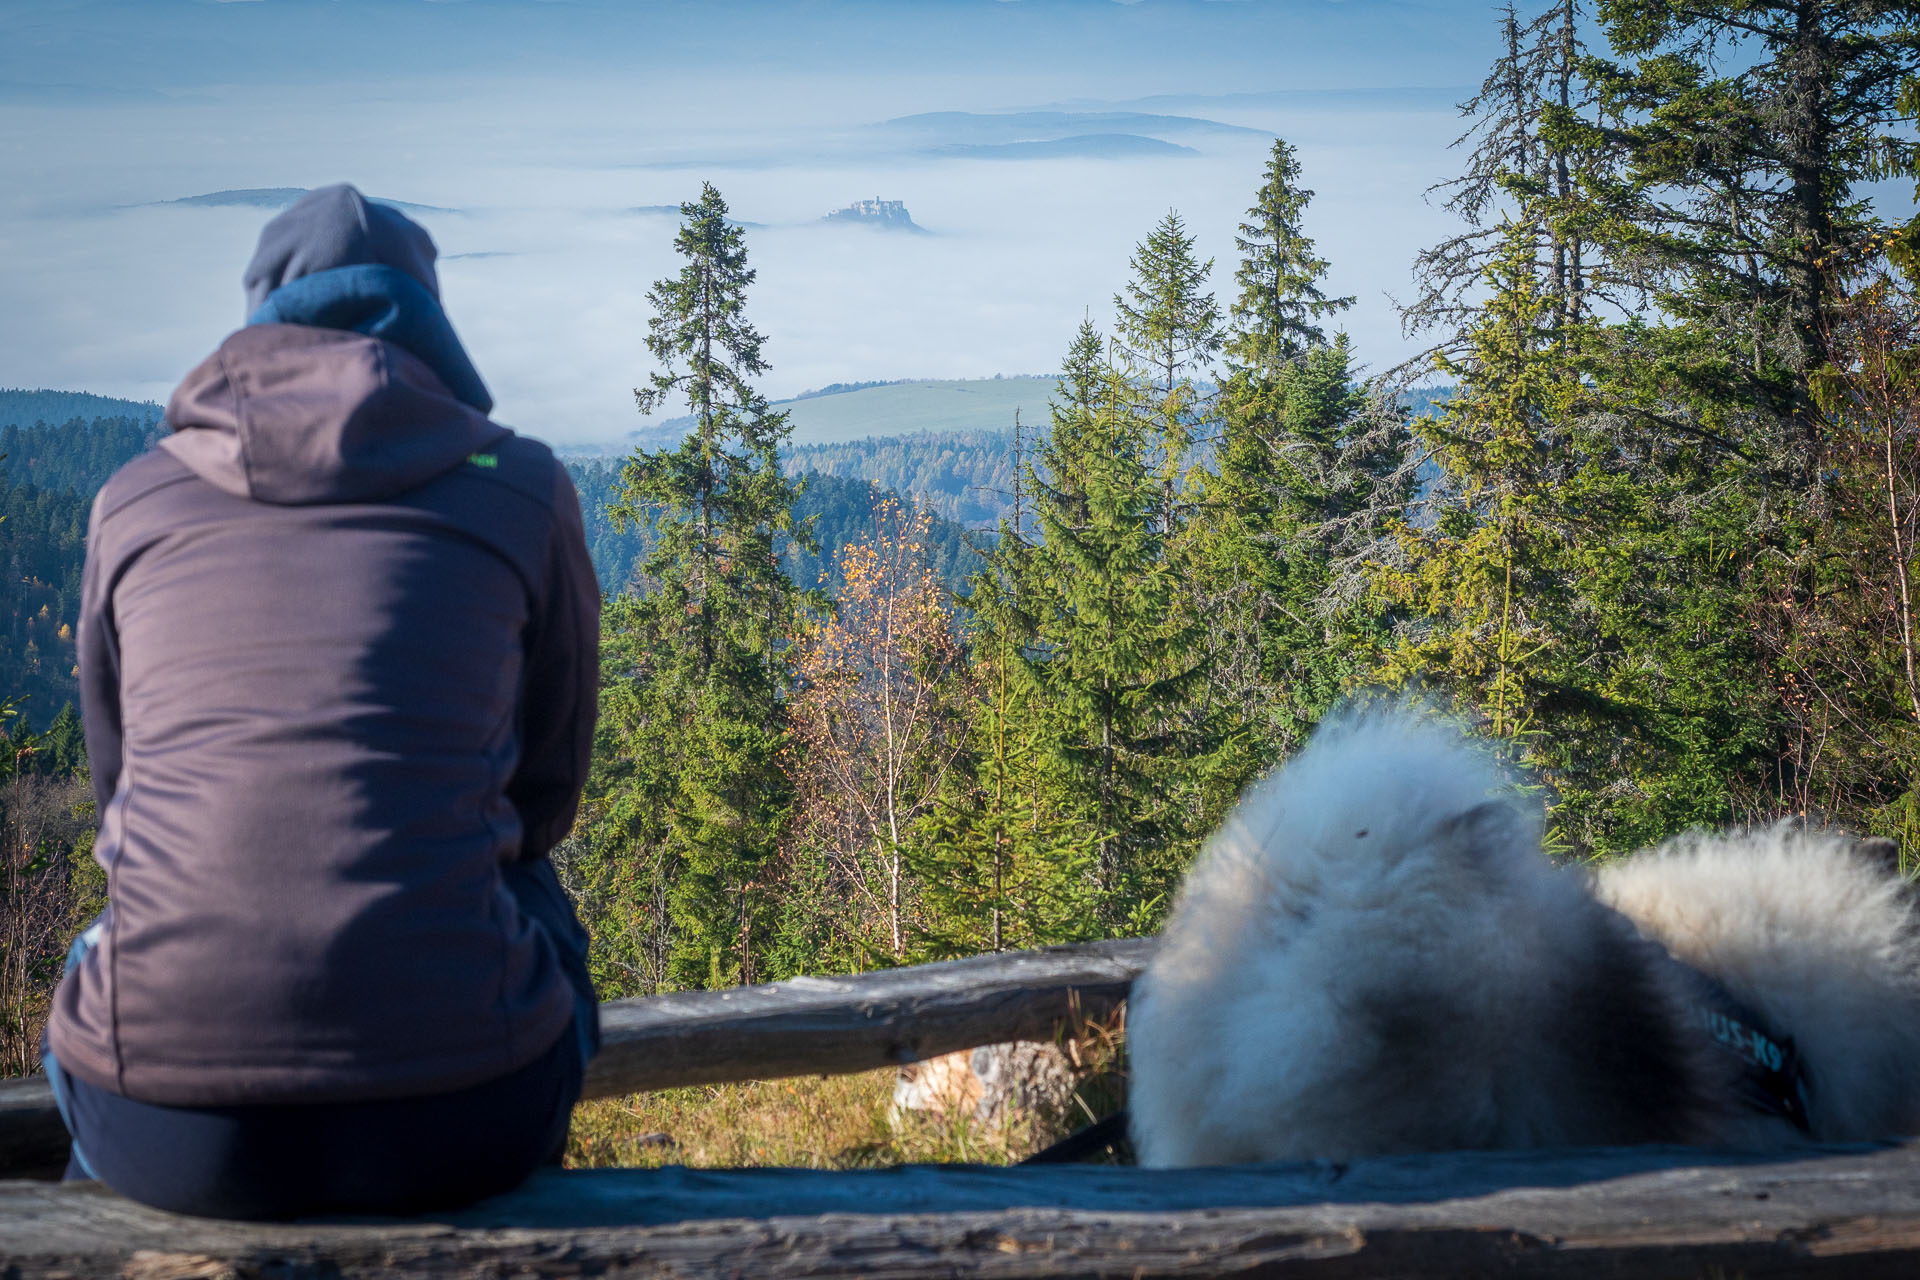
[821, 198, 928, 233]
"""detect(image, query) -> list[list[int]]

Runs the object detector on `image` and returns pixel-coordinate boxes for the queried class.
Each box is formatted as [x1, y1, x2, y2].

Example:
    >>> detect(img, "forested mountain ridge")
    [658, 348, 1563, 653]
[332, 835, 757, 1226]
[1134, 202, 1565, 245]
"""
[0, 390, 162, 430]
[0, 405, 988, 730]
[567, 460, 982, 597]
[588, 375, 1063, 454]
[0, 408, 164, 729]
[0, 417, 165, 499]
[784, 431, 1018, 529]
[0, 475, 90, 728]
[779, 385, 1450, 532]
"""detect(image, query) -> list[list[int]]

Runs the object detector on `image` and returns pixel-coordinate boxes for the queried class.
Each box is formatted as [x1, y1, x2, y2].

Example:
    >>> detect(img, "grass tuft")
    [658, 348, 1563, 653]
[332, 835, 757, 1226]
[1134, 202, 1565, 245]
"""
[567, 1069, 1058, 1169]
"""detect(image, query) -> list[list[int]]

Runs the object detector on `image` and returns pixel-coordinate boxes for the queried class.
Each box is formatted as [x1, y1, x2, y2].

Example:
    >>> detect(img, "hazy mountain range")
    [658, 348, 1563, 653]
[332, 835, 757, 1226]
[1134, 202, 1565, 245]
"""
[153, 189, 458, 216]
[883, 109, 1263, 141]
[629, 105, 1258, 172]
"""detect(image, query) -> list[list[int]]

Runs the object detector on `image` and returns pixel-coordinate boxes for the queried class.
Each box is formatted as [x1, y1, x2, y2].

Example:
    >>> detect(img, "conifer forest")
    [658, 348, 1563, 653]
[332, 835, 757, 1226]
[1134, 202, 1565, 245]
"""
[5, 1, 1920, 1060]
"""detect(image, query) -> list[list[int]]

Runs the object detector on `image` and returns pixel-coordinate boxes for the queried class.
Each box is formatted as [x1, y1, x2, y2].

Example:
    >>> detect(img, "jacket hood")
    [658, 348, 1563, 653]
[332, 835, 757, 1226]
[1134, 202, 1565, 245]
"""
[244, 184, 440, 318]
[162, 324, 509, 506]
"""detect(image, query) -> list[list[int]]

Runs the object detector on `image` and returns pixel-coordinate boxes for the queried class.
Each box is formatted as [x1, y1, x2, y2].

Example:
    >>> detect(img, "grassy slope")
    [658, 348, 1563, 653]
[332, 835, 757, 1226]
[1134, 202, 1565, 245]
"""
[603, 376, 1054, 449]
[780, 377, 1054, 445]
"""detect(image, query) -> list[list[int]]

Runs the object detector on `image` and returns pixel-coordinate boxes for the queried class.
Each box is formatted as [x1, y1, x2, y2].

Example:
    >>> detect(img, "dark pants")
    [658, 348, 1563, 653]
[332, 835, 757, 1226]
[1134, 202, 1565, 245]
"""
[45, 858, 599, 1220]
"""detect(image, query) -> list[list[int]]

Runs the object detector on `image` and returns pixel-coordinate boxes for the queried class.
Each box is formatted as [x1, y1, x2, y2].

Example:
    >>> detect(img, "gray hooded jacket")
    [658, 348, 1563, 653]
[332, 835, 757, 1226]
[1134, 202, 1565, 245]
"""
[46, 189, 597, 1106]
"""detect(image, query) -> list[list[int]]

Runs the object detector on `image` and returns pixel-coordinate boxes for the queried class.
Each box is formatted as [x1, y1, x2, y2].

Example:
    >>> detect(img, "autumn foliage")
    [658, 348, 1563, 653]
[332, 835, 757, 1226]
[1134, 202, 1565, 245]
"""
[784, 496, 971, 966]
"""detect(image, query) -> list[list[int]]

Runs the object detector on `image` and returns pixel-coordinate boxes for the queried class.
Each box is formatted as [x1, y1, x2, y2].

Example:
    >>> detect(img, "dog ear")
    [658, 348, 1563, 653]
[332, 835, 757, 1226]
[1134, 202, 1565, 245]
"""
[1429, 799, 1529, 868]
[1856, 837, 1902, 874]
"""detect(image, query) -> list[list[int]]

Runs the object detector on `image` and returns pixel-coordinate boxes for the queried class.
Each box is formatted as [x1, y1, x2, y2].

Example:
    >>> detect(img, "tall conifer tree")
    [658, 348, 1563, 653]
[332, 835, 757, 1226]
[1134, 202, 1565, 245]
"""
[1027, 324, 1216, 926]
[915, 390, 1096, 955]
[1408, 0, 1599, 353]
[585, 183, 805, 990]
[1577, 1, 1918, 465]
[1203, 139, 1375, 765]
[1113, 213, 1222, 537]
[1563, 2, 1920, 827]
[1384, 219, 1571, 740]
[1225, 139, 1353, 371]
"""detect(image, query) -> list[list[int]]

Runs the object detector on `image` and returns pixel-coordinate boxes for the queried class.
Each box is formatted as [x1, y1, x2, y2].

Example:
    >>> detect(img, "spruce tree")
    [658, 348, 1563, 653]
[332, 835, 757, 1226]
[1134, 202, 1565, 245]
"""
[1112, 213, 1222, 537]
[914, 396, 1096, 956]
[37, 702, 84, 777]
[1224, 139, 1354, 371]
[1202, 138, 1381, 767]
[1026, 326, 1217, 927]
[1563, 2, 1920, 829]
[1576, 1, 1919, 466]
[1408, 1, 1600, 353]
[1383, 219, 1572, 740]
[585, 183, 805, 990]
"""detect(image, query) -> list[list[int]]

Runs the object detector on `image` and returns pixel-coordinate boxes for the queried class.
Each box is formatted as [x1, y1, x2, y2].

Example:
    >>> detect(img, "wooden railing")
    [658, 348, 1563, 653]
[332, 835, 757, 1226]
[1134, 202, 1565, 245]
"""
[7, 938, 1920, 1277]
[7, 1136, 1920, 1275]
[0, 938, 1156, 1180]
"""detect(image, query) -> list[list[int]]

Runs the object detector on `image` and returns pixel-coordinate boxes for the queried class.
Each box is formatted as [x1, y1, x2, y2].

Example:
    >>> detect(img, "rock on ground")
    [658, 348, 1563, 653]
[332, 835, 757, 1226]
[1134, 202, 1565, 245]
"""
[891, 1041, 1075, 1127]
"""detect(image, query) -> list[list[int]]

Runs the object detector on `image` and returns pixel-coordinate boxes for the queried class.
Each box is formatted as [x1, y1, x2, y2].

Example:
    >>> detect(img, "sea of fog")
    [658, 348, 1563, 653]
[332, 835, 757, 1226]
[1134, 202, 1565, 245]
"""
[1, 6, 1479, 447]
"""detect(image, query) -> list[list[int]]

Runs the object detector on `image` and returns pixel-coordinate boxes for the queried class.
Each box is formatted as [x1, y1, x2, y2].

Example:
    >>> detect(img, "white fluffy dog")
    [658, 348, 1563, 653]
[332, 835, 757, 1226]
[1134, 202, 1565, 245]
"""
[1126, 703, 1920, 1167]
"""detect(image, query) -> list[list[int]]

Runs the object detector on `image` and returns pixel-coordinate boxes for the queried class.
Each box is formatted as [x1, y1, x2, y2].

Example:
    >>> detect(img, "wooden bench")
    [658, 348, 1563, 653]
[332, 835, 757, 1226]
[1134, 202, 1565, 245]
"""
[6, 939, 1920, 1276]
[7, 1141, 1920, 1276]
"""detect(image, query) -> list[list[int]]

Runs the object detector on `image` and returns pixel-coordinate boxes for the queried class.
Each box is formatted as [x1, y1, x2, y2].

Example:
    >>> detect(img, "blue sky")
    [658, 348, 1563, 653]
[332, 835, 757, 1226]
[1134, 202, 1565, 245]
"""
[1, 0, 1496, 443]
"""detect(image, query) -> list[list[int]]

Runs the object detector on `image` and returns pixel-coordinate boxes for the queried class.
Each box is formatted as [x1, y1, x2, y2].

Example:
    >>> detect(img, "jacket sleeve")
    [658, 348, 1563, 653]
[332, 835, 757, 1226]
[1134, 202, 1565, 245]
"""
[508, 464, 601, 860]
[77, 493, 125, 821]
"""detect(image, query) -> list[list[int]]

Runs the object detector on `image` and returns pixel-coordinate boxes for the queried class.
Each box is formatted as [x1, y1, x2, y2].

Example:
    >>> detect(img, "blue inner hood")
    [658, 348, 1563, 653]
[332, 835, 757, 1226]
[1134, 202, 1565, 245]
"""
[248, 263, 493, 415]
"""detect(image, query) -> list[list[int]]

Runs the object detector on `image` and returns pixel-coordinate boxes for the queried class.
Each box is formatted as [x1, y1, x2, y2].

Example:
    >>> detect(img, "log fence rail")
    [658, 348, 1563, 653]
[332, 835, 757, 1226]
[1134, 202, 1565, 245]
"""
[7, 938, 1920, 1277]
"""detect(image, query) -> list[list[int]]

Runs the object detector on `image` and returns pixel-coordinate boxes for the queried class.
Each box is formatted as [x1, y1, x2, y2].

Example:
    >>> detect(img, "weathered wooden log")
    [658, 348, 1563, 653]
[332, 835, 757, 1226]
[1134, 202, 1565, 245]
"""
[0, 938, 1156, 1179]
[584, 938, 1151, 1099]
[5, 1140, 1920, 1276]
[0, 1078, 69, 1181]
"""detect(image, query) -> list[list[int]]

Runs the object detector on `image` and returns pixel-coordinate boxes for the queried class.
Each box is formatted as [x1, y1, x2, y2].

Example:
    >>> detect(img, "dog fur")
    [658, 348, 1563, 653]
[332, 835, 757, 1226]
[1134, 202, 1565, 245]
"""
[1126, 703, 1920, 1168]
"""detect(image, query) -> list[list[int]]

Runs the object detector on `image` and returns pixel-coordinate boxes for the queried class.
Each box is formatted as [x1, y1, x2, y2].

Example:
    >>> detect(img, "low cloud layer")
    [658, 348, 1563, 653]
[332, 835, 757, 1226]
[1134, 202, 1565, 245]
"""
[1, 0, 1482, 444]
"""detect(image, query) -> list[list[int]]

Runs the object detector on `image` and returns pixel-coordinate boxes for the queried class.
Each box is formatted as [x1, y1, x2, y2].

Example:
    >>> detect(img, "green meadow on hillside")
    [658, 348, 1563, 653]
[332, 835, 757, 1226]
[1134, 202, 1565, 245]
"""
[598, 377, 1061, 454]
[782, 377, 1056, 445]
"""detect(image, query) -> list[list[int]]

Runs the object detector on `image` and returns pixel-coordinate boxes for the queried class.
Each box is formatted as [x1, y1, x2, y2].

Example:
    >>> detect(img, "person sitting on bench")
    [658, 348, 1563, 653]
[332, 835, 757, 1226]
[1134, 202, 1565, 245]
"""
[40, 184, 602, 1220]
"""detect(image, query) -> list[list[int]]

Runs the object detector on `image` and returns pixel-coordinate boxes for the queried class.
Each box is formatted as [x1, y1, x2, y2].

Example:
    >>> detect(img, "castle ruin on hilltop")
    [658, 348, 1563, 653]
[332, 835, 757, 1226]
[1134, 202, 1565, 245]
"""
[822, 199, 926, 232]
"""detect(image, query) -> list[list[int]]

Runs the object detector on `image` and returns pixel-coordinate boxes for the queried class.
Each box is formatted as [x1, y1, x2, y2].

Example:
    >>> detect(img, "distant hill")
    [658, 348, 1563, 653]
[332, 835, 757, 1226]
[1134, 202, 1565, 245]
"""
[614, 377, 1059, 453]
[156, 189, 456, 215]
[930, 134, 1197, 161]
[1404, 385, 1453, 420]
[786, 430, 1017, 530]
[787, 379, 914, 401]
[585, 377, 1453, 532]
[0, 389, 163, 430]
[0, 406, 161, 726]
[883, 110, 1264, 141]
[0, 416, 164, 498]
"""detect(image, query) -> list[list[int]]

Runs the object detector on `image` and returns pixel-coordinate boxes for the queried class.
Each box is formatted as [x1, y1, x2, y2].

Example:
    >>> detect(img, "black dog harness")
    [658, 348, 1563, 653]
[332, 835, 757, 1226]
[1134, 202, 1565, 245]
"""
[1688, 973, 1814, 1133]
